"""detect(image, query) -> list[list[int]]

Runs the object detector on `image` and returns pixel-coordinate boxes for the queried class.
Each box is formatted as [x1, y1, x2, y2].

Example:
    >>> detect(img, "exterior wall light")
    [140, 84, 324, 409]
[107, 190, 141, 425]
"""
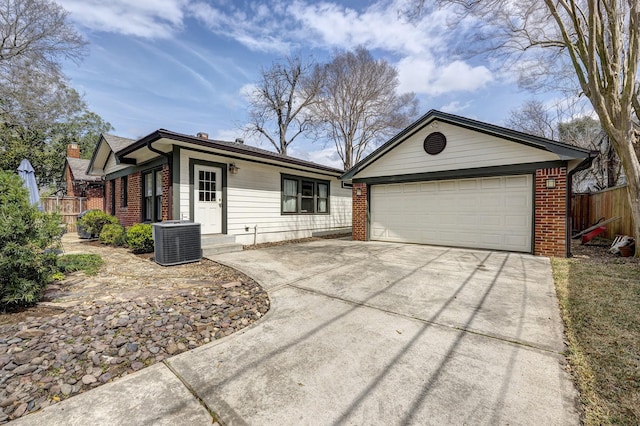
[356, 188, 362, 196]
[229, 163, 239, 174]
[545, 178, 556, 189]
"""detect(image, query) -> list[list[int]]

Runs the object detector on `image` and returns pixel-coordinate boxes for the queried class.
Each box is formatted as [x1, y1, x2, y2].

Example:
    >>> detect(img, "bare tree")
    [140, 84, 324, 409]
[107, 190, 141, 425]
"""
[505, 99, 557, 139]
[0, 0, 86, 74]
[505, 101, 623, 191]
[559, 117, 624, 191]
[408, 0, 640, 254]
[245, 55, 321, 155]
[310, 46, 418, 170]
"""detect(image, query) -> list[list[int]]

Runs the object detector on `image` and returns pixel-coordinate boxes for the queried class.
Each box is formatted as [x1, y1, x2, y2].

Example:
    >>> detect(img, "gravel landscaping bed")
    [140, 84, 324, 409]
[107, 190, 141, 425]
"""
[0, 237, 270, 423]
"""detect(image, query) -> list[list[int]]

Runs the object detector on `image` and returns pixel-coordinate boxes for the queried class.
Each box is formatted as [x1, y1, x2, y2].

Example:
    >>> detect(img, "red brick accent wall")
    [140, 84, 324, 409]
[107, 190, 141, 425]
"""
[534, 167, 568, 257]
[161, 163, 171, 221]
[352, 183, 367, 241]
[118, 172, 142, 227]
[85, 185, 104, 210]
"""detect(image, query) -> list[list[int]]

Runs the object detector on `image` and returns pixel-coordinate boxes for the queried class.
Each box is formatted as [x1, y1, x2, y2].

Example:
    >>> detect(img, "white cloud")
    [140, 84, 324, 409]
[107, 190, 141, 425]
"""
[286, 0, 446, 55]
[187, 2, 291, 53]
[59, 0, 188, 38]
[288, 145, 344, 169]
[440, 100, 472, 114]
[211, 128, 246, 143]
[397, 57, 494, 95]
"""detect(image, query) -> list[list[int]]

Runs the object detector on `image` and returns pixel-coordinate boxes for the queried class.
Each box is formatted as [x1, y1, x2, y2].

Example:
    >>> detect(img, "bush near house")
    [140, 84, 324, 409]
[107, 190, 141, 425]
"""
[57, 254, 104, 276]
[99, 223, 127, 246]
[77, 210, 118, 238]
[126, 223, 154, 254]
[0, 171, 61, 310]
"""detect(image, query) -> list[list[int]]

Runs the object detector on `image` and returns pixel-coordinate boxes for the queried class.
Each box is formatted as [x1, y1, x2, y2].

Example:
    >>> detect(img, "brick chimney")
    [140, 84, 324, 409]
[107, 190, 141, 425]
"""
[67, 143, 80, 158]
[197, 132, 209, 140]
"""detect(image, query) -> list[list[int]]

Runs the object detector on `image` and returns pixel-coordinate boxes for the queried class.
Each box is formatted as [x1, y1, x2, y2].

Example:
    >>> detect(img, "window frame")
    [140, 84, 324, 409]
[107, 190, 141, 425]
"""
[142, 168, 163, 222]
[110, 179, 116, 215]
[121, 175, 128, 208]
[281, 174, 331, 215]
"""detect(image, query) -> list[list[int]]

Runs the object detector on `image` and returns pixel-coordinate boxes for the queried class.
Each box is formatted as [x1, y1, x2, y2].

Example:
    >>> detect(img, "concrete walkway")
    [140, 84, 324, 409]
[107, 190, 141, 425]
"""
[14, 240, 579, 425]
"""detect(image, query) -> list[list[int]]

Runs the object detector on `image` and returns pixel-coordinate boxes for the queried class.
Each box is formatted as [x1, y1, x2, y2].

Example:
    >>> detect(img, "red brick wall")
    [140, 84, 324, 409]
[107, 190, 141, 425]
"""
[352, 183, 367, 241]
[85, 185, 104, 210]
[534, 167, 567, 257]
[66, 164, 104, 208]
[118, 173, 142, 227]
[162, 163, 171, 221]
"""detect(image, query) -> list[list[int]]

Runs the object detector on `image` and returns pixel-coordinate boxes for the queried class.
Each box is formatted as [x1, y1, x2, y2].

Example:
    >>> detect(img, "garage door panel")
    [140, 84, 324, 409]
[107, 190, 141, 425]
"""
[481, 177, 501, 189]
[371, 175, 532, 252]
[506, 175, 530, 188]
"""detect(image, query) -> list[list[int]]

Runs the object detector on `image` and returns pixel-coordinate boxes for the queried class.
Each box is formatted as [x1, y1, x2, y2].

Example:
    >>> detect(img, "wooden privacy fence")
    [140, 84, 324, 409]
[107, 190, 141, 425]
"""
[42, 196, 89, 232]
[571, 185, 634, 240]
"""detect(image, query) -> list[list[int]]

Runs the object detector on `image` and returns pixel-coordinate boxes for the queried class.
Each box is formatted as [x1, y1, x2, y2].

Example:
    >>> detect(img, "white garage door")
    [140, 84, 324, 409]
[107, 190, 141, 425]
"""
[370, 175, 533, 252]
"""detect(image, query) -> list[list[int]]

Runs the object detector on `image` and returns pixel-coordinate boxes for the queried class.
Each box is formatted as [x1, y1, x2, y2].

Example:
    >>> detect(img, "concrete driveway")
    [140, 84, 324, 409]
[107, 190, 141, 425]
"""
[14, 239, 578, 426]
[168, 239, 579, 425]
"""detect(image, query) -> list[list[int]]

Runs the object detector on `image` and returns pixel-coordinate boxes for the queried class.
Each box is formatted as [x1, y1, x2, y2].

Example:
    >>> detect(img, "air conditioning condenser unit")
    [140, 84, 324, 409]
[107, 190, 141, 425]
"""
[153, 221, 202, 266]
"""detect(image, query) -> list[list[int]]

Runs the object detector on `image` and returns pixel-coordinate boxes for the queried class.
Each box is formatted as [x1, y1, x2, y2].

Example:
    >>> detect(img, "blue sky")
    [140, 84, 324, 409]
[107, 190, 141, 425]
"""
[59, 0, 545, 168]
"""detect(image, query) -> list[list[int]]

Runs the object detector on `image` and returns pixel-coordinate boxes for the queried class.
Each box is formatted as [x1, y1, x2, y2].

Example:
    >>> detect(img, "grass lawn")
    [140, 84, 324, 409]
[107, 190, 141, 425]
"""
[552, 244, 640, 425]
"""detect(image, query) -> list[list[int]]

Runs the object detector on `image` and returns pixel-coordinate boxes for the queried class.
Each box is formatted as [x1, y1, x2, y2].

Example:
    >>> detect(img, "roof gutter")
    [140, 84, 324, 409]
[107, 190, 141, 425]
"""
[566, 151, 598, 257]
[147, 138, 173, 220]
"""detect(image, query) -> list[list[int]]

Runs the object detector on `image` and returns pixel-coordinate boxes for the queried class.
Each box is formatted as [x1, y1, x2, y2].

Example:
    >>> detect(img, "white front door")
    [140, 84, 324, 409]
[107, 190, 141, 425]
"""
[194, 164, 222, 234]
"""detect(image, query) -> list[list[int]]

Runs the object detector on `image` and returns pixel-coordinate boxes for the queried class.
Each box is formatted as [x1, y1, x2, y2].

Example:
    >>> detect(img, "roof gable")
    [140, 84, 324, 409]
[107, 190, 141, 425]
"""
[87, 133, 136, 176]
[343, 110, 592, 180]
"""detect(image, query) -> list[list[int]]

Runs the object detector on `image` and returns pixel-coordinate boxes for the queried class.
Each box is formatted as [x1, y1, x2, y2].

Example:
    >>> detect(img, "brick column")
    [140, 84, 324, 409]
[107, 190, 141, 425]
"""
[352, 183, 367, 241]
[161, 163, 171, 221]
[534, 167, 567, 257]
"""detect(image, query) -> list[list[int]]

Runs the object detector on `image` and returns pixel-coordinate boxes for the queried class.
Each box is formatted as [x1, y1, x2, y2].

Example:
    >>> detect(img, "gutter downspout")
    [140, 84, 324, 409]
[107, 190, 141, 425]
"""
[566, 151, 598, 257]
[147, 140, 173, 220]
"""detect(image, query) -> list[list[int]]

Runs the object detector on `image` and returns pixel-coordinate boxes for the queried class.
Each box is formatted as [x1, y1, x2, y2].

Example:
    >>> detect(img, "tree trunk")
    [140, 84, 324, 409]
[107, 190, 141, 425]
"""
[606, 137, 617, 188]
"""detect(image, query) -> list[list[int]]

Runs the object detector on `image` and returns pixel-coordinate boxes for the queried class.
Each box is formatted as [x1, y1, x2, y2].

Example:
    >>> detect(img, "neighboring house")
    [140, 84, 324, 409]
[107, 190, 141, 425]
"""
[62, 143, 104, 210]
[342, 110, 595, 257]
[87, 130, 352, 245]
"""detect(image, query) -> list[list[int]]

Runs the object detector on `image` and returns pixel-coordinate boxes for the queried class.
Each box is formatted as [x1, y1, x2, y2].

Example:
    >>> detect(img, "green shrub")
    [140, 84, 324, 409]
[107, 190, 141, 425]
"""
[57, 254, 104, 276]
[99, 223, 127, 246]
[126, 223, 154, 254]
[0, 171, 61, 309]
[78, 210, 118, 238]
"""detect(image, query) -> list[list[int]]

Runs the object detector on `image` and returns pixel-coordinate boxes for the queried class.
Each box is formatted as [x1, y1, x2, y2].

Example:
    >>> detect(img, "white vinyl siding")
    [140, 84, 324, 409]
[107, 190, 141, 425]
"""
[177, 150, 351, 244]
[356, 122, 560, 179]
[370, 175, 533, 252]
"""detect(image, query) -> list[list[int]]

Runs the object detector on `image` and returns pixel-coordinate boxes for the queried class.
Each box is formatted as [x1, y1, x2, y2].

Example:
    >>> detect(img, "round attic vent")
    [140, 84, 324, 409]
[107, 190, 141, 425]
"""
[423, 132, 447, 155]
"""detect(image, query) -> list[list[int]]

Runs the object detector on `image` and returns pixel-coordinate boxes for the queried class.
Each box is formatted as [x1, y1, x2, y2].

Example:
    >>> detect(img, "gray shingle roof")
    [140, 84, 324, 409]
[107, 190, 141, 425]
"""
[103, 134, 136, 153]
[67, 157, 101, 182]
[117, 129, 345, 174]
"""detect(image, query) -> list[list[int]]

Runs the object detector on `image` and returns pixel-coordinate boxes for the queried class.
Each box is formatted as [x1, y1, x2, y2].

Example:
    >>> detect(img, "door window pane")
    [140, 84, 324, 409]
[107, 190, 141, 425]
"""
[198, 168, 217, 203]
